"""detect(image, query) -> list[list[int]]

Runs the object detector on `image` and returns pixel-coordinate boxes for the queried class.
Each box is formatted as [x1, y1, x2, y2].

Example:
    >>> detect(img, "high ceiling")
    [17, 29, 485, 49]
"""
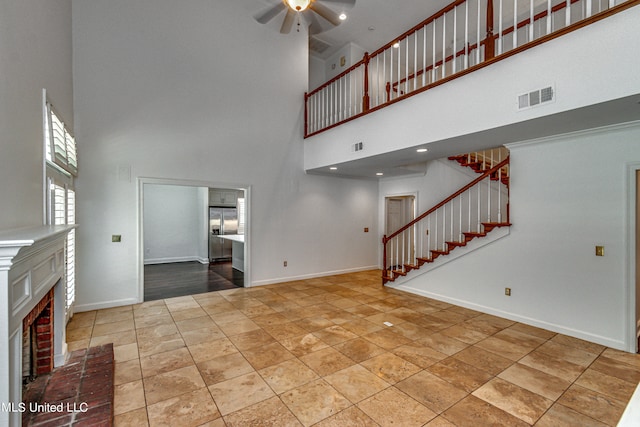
[309, 0, 452, 59]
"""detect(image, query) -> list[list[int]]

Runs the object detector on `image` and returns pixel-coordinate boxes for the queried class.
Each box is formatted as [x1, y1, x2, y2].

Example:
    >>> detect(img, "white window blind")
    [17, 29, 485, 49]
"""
[44, 90, 77, 318]
[45, 102, 77, 176]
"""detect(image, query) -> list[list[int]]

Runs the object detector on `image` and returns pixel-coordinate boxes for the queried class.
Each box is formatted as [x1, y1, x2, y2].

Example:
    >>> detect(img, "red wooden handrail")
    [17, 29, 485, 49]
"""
[305, 0, 639, 138]
[382, 156, 510, 245]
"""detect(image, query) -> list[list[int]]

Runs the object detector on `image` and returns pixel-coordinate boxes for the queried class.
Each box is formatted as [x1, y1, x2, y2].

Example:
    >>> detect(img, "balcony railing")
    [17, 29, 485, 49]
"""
[304, 0, 636, 137]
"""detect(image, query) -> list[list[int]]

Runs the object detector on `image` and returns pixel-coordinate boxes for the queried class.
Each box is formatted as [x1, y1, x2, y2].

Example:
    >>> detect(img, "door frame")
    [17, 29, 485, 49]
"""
[137, 177, 251, 303]
[626, 163, 640, 353]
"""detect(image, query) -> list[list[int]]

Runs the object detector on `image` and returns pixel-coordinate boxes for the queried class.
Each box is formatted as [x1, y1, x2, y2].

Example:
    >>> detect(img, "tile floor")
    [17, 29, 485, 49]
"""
[66, 270, 640, 426]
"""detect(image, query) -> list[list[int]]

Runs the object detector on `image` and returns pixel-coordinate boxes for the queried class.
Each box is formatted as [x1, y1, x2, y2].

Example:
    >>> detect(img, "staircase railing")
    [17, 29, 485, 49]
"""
[382, 156, 510, 284]
[305, 0, 636, 137]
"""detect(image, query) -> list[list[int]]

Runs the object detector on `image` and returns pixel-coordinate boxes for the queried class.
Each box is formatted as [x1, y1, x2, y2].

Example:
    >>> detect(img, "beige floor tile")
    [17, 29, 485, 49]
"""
[472, 377, 553, 424]
[475, 336, 534, 361]
[536, 340, 600, 367]
[134, 313, 175, 330]
[66, 311, 96, 329]
[551, 334, 607, 355]
[135, 323, 179, 340]
[415, 332, 469, 356]
[358, 386, 437, 426]
[601, 347, 640, 368]
[169, 306, 208, 322]
[280, 333, 329, 357]
[114, 379, 146, 416]
[590, 355, 640, 384]
[174, 315, 216, 333]
[519, 350, 586, 382]
[295, 316, 335, 332]
[439, 324, 488, 345]
[223, 396, 302, 427]
[114, 342, 140, 362]
[95, 309, 134, 325]
[299, 346, 356, 376]
[360, 352, 422, 384]
[140, 347, 195, 378]
[180, 324, 225, 346]
[146, 387, 220, 427]
[90, 329, 137, 348]
[188, 336, 238, 364]
[391, 343, 448, 369]
[325, 364, 390, 403]
[333, 337, 386, 363]
[575, 368, 638, 402]
[396, 370, 467, 413]
[557, 384, 627, 426]
[362, 328, 412, 350]
[427, 357, 492, 393]
[143, 365, 206, 405]
[115, 359, 142, 385]
[259, 358, 319, 394]
[507, 322, 557, 340]
[498, 362, 571, 400]
[281, 379, 352, 426]
[314, 406, 378, 427]
[535, 403, 609, 427]
[263, 322, 309, 341]
[66, 326, 93, 342]
[208, 371, 275, 415]
[452, 345, 514, 376]
[441, 395, 529, 427]
[241, 341, 295, 370]
[312, 325, 358, 346]
[227, 328, 276, 351]
[197, 352, 255, 385]
[217, 317, 261, 336]
[114, 407, 149, 427]
[137, 333, 185, 358]
[67, 339, 90, 352]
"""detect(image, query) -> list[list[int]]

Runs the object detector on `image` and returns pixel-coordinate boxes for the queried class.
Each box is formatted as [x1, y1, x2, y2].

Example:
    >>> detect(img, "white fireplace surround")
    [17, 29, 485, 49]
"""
[0, 225, 74, 427]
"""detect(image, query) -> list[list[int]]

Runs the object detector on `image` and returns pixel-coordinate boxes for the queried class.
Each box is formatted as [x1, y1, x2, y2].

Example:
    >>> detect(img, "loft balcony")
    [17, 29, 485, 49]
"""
[303, 0, 640, 179]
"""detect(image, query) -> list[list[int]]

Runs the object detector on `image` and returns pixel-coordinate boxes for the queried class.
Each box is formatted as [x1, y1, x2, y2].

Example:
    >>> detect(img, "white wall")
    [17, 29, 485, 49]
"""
[386, 122, 640, 351]
[0, 0, 73, 230]
[143, 184, 207, 264]
[72, 0, 379, 310]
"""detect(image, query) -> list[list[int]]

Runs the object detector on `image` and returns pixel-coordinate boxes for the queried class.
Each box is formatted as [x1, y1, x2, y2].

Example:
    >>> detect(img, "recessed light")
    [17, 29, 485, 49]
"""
[339, 13, 347, 20]
[329, 166, 337, 170]
[376, 172, 384, 176]
[416, 148, 428, 153]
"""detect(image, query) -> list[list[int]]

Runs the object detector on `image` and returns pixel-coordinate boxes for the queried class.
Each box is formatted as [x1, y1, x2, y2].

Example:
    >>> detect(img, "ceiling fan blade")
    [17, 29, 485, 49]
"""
[254, 2, 286, 24]
[317, 0, 356, 7]
[280, 9, 296, 34]
[309, 2, 341, 26]
[305, 11, 326, 35]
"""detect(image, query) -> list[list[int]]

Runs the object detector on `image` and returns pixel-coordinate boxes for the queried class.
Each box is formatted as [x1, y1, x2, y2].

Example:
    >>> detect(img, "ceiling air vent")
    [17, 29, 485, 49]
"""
[518, 85, 555, 110]
[309, 36, 331, 55]
[352, 141, 364, 152]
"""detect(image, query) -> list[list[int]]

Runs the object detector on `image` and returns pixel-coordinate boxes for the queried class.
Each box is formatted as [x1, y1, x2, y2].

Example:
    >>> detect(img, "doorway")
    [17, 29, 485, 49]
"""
[138, 178, 250, 302]
[636, 170, 639, 353]
[385, 195, 416, 268]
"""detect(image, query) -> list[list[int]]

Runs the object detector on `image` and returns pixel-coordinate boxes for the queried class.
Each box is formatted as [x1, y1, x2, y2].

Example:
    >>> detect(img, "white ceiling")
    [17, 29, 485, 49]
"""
[310, 0, 452, 59]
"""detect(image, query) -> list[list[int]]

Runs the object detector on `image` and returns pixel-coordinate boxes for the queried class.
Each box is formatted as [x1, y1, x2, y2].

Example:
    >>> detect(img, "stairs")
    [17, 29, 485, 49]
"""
[383, 148, 510, 284]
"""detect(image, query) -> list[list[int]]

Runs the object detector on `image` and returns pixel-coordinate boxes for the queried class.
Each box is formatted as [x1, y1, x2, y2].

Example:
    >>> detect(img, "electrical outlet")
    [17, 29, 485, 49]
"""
[595, 246, 604, 256]
[283, 261, 287, 267]
[364, 227, 369, 233]
[112, 235, 122, 243]
[505, 287, 511, 296]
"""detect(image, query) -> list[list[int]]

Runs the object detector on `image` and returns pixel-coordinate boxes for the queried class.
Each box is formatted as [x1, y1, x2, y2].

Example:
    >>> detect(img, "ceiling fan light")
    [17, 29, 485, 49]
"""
[286, 0, 311, 12]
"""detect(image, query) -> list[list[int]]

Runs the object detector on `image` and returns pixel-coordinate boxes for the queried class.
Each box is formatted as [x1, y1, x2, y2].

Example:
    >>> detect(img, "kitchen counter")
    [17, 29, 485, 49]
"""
[216, 234, 244, 272]
[217, 234, 244, 243]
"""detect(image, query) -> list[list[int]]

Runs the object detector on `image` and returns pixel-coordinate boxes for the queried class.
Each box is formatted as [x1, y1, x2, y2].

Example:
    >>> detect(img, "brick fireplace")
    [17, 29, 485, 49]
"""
[0, 226, 74, 427]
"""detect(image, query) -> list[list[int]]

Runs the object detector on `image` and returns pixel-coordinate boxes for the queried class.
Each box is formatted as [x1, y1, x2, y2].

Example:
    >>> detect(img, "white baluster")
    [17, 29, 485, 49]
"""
[432, 21, 437, 81]
[498, 0, 503, 54]
[423, 25, 427, 87]
[514, 0, 518, 48]
[547, 0, 553, 34]
[477, 0, 481, 63]
[442, 13, 446, 79]
[453, 6, 458, 73]
[464, 1, 469, 69]
[529, 0, 534, 42]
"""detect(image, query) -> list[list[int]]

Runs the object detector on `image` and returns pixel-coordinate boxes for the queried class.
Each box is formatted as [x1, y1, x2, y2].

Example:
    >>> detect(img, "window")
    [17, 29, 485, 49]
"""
[43, 89, 77, 320]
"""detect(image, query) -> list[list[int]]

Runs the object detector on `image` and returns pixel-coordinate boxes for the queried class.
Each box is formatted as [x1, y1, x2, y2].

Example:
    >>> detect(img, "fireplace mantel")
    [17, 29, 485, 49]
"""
[0, 225, 75, 427]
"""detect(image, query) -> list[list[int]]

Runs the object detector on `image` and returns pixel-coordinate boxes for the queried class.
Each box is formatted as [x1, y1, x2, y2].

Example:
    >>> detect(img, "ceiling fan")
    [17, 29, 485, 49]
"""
[254, 0, 356, 35]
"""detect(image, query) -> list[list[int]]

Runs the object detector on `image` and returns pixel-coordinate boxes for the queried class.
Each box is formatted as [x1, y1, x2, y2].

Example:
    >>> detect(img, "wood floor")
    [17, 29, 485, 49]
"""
[144, 261, 243, 301]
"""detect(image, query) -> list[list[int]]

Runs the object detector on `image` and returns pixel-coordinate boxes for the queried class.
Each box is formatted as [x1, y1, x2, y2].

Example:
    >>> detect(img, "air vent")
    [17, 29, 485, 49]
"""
[352, 142, 364, 152]
[309, 36, 331, 55]
[518, 85, 555, 110]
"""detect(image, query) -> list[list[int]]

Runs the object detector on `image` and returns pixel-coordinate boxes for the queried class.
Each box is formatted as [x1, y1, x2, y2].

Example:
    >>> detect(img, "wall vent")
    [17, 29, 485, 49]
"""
[352, 141, 364, 152]
[309, 36, 331, 55]
[518, 85, 555, 110]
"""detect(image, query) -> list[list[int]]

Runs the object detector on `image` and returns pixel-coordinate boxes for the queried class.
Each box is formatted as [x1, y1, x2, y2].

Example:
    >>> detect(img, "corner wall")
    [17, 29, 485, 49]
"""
[385, 122, 640, 351]
[72, 0, 379, 310]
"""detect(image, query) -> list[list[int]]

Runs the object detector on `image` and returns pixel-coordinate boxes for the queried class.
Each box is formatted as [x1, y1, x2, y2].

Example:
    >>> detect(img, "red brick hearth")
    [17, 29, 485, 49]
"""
[22, 344, 115, 427]
[22, 289, 55, 378]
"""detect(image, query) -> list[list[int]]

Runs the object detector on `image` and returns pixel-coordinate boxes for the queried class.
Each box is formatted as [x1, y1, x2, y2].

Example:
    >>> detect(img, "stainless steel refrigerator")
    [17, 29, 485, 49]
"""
[209, 207, 238, 262]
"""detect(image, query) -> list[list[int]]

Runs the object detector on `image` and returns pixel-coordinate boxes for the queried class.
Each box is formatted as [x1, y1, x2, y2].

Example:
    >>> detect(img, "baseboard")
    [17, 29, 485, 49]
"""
[391, 283, 627, 351]
[144, 256, 206, 265]
[73, 297, 139, 313]
[251, 265, 379, 287]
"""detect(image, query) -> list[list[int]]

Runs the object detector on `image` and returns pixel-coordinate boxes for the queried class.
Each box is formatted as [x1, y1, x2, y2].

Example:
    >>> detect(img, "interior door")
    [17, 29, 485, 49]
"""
[385, 195, 416, 267]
